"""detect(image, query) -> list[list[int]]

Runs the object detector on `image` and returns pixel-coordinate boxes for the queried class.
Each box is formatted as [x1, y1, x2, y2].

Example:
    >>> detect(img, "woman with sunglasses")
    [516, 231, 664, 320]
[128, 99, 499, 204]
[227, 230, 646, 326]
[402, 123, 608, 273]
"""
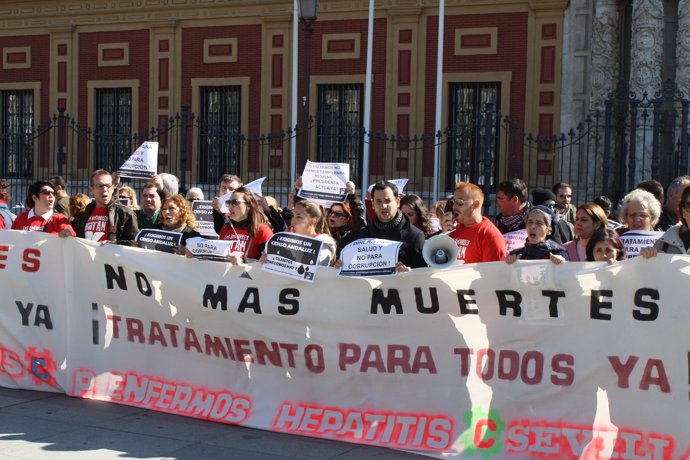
[12, 181, 75, 236]
[219, 186, 273, 264]
[327, 189, 366, 258]
[640, 185, 690, 257]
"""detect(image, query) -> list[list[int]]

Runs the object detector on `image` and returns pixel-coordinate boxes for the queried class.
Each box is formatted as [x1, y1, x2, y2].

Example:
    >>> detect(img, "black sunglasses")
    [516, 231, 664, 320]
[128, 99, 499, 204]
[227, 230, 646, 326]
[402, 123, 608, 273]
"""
[328, 210, 346, 218]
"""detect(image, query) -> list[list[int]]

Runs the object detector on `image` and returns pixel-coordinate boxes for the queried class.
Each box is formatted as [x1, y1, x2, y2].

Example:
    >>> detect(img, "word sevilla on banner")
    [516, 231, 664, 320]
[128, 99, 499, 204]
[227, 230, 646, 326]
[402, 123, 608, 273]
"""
[0, 230, 689, 459]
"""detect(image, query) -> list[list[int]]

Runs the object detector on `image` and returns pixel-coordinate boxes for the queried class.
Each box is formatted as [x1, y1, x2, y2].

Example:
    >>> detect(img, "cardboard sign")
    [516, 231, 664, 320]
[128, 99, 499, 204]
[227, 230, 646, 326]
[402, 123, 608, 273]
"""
[262, 233, 324, 282]
[135, 228, 182, 254]
[297, 161, 349, 206]
[117, 141, 158, 179]
[191, 200, 219, 239]
[338, 238, 401, 276]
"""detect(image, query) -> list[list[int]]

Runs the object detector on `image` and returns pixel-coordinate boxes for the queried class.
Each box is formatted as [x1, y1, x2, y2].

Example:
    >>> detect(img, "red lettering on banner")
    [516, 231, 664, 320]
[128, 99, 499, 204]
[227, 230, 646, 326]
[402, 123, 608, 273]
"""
[102, 315, 323, 371]
[454, 347, 575, 386]
[609, 355, 671, 393]
[22, 248, 41, 272]
[0, 346, 25, 378]
[70, 369, 252, 424]
[272, 401, 453, 450]
[338, 343, 437, 374]
[0, 244, 8, 268]
[504, 420, 675, 460]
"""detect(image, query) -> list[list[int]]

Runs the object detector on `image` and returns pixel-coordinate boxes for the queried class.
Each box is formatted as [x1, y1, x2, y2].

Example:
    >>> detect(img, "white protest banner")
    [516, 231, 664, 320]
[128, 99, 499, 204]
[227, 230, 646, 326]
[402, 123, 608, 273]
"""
[620, 229, 664, 258]
[503, 228, 527, 252]
[135, 228, 182, 254]
[298, 160, 349, 205]
[367, 178, 408, 195]
[244, 177, 266, 197]
[191, 200, 219, 239]
[338, 238, 401, 276]
[117, 141, 158, 179]
[3, 229, 690, 459]
[185, 236, 232, 260]
[262, 233, 323, 282]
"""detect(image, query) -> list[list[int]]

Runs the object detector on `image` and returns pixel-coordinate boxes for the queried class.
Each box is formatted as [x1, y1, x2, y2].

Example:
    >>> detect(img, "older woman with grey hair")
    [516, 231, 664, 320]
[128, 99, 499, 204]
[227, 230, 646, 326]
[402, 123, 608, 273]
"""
[617, 188, 661, 235]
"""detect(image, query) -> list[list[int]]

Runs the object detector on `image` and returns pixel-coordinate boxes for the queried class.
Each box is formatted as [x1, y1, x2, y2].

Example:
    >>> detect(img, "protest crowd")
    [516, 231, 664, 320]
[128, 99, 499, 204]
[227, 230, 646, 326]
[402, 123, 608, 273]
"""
[2, 164, 690, 269]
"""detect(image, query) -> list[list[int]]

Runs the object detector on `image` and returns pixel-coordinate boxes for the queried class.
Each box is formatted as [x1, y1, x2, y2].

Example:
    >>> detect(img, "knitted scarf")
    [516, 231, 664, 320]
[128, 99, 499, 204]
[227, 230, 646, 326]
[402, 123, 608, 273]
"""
[372, 210, 404, 231]
[499, 205, 530, 232]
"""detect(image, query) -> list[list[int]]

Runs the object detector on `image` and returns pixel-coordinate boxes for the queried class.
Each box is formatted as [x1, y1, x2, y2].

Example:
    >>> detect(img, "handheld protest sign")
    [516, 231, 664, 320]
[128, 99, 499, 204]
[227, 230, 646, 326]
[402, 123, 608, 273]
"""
[620, 230, 663, 258]
[503, 229, 528, 253]
[191, 200, 219, 239]
[367, 178, 409, 196]
[117, 141, 158, 179]
[244, 177, 266, 197]
[262, 233, 324, 282]
[185, 237, 233, 261]
[297, 160, 349, 206]
[135, 229, 182, 254]
[338, 238, 402, 277]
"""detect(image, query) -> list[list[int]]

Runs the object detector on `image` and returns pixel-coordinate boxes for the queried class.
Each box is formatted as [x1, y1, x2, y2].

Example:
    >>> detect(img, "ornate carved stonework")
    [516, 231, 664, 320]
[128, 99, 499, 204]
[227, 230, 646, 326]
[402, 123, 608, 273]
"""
[677, 0, 690, 98]
[629, 0, 663, 98]
[590, 0, 619, 110]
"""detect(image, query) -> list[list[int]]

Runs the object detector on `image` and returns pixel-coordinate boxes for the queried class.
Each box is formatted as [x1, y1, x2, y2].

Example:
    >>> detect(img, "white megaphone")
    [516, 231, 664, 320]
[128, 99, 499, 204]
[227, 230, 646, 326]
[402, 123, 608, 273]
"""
[423, 234, 459, 268]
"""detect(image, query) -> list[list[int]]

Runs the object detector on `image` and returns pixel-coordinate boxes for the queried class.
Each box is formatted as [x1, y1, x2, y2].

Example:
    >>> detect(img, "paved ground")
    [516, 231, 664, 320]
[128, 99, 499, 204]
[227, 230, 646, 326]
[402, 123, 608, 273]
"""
[0, 387, 427, 460]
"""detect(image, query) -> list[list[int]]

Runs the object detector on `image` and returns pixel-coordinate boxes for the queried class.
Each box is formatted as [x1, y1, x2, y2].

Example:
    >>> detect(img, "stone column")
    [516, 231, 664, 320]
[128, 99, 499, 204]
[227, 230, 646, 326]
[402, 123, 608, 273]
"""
[677, 0, 690, 97]
[629, 0, 664, 183]
[590, 0, 620, 110]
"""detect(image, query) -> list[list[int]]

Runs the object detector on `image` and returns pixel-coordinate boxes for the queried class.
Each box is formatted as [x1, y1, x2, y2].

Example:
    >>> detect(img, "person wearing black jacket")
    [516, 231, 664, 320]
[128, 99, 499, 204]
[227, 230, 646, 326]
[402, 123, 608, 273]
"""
[71, 169, 139, 245]
[358, 181, 426, 271]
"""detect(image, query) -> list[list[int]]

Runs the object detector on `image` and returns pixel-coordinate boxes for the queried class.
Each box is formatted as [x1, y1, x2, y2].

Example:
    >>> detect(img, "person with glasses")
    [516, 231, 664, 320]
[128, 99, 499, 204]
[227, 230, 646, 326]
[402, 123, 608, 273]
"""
[640, 185, 690, 257]
[11, 181, 75, 236]
[564, 203, 608, 261]
[327, 181, 366, 258]
[552, 182, 576, 224]
[212, 174, 243, 235]
[504, 205, 569, 264]
[71, 169, 139, 244]
[617, 188, 661, 235]
[447, 182, 507, 263]
[157, 194, 200, 250]
[218, 186, 273, 264]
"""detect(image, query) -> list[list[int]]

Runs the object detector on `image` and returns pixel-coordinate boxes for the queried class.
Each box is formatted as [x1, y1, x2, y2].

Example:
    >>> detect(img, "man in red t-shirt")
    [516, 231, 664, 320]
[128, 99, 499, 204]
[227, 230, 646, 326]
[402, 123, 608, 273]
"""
[11, 181, 75, 236]
[448, 182, 507, 264]
[71, 170, 138, 244]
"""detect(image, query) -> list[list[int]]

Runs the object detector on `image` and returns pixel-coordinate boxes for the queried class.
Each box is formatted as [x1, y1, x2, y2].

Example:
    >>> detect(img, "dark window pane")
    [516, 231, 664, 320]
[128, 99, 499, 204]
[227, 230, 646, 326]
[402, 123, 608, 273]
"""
[198, 86, 241, 183]
[95, 88, 132, 172]
[446, 82, 500, 191]
[317, 84, 363, 185]
[1, 90, 34, 179]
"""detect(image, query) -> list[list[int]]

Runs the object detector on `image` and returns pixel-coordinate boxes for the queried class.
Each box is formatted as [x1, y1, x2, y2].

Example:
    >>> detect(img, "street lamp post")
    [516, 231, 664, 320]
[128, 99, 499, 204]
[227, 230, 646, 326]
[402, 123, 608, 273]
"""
[298, 0, 318, 160]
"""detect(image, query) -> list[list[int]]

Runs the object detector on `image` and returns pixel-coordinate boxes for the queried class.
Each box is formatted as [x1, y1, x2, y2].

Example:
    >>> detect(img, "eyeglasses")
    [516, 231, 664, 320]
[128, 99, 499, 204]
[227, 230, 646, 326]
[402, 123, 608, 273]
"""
[226, 199, 246, 207]
[92, 183, 113, 190]
[628, 212, 650, 220]
[452, 198, 470, 207]
[682, 202, 690, 212]
[39, 189, 56, 196]
[328, 210, 346, 218]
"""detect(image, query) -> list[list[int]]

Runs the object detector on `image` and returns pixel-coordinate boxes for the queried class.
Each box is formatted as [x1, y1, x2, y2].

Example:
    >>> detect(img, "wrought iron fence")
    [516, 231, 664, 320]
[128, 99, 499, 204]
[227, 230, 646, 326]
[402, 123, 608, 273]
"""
[2, 85, 689, 217]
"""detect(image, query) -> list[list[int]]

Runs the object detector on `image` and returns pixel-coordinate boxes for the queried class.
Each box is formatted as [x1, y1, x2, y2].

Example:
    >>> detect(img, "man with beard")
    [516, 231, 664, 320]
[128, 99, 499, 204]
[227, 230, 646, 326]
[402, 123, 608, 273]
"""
[357, 181, 426, 271]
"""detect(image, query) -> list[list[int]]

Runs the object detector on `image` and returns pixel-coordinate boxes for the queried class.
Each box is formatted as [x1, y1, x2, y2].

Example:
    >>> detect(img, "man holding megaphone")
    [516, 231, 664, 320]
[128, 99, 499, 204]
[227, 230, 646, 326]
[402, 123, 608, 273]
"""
[447, 182, 507, 263]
